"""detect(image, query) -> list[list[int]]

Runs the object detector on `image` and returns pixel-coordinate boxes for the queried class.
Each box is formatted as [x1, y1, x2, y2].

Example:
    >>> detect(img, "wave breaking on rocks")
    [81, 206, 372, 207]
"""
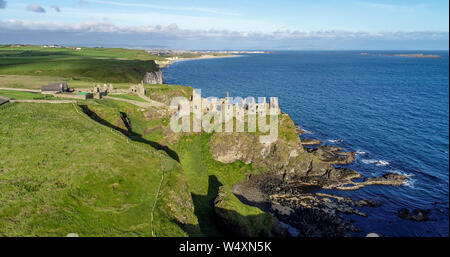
[209, 116, 407, 236]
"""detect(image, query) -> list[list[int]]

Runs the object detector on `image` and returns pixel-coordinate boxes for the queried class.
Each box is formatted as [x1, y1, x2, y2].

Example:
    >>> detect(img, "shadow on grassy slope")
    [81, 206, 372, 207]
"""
[190, 175, 223, 237]
[79, 105, 179, 162]
[175, 175, 224, 237]
[177, 175, 274, 237]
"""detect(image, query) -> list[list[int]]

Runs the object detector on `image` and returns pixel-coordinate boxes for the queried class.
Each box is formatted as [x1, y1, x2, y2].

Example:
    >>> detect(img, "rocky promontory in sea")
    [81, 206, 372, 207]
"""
[360, 52, 441, 58]
[208, 113, 407, 236]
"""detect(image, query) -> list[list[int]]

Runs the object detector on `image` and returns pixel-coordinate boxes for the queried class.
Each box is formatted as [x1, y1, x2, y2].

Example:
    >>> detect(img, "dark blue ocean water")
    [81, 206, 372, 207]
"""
[163, 51, 449, 237]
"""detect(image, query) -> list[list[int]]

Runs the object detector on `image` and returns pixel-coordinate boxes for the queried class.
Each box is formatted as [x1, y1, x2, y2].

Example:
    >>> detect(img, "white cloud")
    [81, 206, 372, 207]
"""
[51, 5, 61, 12]
[0, 20, 448, 50]
[26, 4, 46, 13]
[0, 20, 447, 41]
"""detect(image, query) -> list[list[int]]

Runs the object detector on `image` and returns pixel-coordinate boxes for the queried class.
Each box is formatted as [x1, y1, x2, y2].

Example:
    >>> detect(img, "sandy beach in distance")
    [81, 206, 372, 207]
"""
[158, 54, 243, 67]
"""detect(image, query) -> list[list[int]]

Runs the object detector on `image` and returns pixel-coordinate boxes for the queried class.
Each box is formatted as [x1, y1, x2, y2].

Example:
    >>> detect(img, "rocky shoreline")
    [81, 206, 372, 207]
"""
[360, 52, 442, 58]
[209, 117, 408, 237]
[231, 169, 405, 236]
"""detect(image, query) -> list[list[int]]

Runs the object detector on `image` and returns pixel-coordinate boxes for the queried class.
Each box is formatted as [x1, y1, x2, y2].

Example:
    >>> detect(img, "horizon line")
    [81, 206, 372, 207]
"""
[1, 44, 448, 52]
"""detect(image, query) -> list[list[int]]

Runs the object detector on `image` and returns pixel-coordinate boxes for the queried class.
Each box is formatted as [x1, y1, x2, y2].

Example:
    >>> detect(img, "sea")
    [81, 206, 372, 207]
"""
[163, 51, 449, 237]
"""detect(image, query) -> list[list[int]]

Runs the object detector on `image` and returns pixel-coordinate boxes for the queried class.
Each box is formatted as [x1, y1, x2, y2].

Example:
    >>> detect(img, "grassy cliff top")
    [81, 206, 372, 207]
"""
[144, 84, 193, 105]
[0, 45, 161, 85]
[0, 102, 198, 236]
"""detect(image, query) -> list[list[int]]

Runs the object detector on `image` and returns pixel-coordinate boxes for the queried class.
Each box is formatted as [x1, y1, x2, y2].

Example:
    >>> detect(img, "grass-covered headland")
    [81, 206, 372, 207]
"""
[0, 46, 277, 237]
[0, 45, 161, 89]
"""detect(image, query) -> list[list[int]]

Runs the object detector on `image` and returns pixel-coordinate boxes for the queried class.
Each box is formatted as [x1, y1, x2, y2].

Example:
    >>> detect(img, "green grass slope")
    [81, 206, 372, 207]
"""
[175, 134, 269, 237]
[144, 84, 193, 105]
[108, 93, 148, 103]
[0, 102, 197, 236]
[0, 90, 55, 100]
[73, 95, 274, 237]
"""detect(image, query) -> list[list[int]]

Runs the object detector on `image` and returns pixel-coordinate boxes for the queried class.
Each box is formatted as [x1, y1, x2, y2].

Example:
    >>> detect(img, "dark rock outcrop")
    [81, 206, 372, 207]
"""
[311, 146, 355, 165]
[209, 114, 407, 236]
[231, 175, 365, 237]
[143, 70, 164, 84]
[295, 126, 308, 135]
[364, 173, 406, 186]
[356, 199, 378, 207]
[301, 139, 322, 146]
[397, 208, 431, 222]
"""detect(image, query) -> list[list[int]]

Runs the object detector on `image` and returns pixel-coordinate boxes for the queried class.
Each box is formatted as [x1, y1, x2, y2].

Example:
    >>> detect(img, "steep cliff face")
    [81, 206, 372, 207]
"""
[208, 113, 406, 191]
[209, 114, 326, 181]
[143, 70, 164, 84]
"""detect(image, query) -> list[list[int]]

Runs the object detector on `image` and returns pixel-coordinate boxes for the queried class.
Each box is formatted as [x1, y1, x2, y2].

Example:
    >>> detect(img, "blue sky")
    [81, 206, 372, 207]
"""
[0, 0, 448, 49]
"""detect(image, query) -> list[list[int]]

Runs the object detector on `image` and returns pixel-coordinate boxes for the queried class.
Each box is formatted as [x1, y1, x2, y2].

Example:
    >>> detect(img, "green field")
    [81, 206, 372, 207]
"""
[108, 93, 147, 103]
[0, 90, 55, 100]
[144, 84, 193, 105]
[0, 101, 201, 236]
[0, 45, 161, 86]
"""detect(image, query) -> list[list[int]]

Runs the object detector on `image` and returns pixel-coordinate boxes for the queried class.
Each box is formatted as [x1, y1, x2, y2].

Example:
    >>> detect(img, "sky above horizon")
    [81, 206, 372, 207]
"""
[0, 0, 449, 50]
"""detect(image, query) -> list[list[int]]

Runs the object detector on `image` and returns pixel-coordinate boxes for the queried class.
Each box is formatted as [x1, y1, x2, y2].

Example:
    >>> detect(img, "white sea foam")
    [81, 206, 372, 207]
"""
[328, 139, 343, 143]
[300, 128, 312, 134]
[355, 150, 367, 155]
[361, 159, 390, 166]
[302, 129, 312, 134]
[389, 169, 416, 188]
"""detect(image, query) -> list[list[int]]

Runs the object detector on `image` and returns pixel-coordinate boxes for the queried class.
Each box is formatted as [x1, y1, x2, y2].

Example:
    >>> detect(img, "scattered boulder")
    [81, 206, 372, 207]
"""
[271, 202, 294, 216]
[397, 208, 430, 222]
[311, 146, 355, 165]
[356, 199, 378, 207]
[325, 172, 406, 191]
[329, 168, 361, 181]
[364, 173, 406, 186]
